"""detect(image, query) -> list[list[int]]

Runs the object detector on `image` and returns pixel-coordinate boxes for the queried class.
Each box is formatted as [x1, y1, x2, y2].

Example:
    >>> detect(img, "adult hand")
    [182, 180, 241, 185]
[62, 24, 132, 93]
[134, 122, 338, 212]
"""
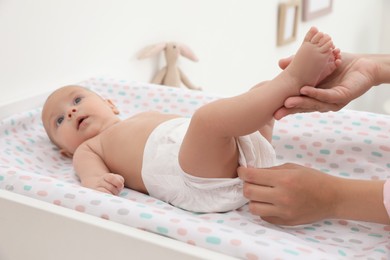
[274, 53, 378, 119]
[238, 163, 338, 225]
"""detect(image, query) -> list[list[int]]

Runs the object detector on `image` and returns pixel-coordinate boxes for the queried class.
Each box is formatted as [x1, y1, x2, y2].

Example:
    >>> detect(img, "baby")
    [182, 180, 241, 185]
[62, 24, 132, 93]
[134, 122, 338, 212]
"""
[42, 27, 341, 212]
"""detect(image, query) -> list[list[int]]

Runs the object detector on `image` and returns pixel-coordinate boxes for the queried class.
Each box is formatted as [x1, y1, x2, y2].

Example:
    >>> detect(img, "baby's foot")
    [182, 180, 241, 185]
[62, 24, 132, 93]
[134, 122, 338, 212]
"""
[285, 27, 341, 87]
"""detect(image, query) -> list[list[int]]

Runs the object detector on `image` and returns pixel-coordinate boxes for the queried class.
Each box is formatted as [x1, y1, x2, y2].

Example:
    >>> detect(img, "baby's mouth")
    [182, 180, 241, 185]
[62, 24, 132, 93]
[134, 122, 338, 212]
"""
[77, 116, 89, 130]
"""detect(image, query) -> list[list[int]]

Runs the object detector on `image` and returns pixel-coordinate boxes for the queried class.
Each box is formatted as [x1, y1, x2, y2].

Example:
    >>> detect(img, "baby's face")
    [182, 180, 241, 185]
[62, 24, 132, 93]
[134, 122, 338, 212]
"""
[42, 86, 119, 155]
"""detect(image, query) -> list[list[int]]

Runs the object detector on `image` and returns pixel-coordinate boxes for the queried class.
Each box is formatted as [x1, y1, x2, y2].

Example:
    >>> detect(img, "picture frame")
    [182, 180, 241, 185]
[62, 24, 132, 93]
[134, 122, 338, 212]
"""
[277, 0, 300, 46]
[302, 0, 333, 21]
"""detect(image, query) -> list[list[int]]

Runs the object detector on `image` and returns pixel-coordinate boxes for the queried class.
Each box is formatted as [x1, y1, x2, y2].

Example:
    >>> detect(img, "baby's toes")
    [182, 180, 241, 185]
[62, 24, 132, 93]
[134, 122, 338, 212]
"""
[310, 32, 324, 44]
[319, 40, 334, 53]
[304, 26, 319, 42]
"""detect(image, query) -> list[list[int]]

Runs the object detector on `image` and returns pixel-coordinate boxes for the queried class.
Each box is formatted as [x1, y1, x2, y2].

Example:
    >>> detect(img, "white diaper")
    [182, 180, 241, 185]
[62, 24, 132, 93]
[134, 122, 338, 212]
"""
[141, 117, 276, 213]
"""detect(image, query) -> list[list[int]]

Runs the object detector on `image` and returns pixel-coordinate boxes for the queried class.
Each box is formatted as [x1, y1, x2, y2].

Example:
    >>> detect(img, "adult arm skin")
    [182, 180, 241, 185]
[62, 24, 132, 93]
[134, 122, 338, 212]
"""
[274, 53, 390, 119]
[238, 163, 390, 226]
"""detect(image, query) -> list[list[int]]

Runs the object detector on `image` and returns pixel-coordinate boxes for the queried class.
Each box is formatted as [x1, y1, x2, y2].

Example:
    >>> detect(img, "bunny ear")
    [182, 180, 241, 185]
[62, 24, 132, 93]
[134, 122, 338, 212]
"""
[137, 42, 167, 59]
[179, 43, 199, 62]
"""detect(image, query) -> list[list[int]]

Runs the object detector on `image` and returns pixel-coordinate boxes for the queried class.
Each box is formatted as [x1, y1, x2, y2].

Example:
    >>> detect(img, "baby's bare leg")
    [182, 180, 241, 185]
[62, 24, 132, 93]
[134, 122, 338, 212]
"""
[180, 27, 339, 179]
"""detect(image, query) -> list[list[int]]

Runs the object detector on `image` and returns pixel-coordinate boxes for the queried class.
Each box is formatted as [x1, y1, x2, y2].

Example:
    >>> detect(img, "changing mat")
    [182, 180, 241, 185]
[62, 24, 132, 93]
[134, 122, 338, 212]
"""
[1, 77, 389, 259]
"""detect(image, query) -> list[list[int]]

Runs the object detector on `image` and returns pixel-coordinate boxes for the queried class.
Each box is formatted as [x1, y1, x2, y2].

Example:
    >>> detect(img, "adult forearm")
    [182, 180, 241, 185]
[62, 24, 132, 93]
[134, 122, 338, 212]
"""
[371, 54, 390, 85]
[334, 178, 389, 224]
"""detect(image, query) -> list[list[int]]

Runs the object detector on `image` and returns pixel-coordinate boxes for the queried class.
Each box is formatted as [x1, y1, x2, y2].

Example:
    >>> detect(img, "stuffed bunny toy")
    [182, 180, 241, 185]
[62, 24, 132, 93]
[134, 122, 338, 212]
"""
[138, 42, 201, 90]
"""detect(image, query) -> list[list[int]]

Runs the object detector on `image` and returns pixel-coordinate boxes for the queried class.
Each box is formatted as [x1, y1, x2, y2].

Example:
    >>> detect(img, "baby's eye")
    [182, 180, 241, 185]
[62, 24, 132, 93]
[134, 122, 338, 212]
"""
[56, 116, 64, 126]
[74, 97, 82, 104]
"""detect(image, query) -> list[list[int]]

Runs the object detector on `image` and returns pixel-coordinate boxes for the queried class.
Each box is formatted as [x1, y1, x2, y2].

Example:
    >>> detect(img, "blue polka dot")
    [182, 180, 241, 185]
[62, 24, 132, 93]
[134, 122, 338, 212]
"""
[140, 213, 153, 219]
[157, 226, 169, 234]
[206, 236, 221, 245]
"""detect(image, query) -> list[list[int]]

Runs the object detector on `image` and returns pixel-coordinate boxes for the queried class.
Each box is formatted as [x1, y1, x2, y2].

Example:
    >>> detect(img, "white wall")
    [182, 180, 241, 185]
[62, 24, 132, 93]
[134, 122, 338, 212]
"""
[0, 0, 387, 113]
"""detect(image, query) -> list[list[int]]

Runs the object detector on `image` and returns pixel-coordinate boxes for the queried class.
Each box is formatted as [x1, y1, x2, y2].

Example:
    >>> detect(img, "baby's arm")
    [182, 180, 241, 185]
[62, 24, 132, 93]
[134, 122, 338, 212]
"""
[73, 144, 124, 195]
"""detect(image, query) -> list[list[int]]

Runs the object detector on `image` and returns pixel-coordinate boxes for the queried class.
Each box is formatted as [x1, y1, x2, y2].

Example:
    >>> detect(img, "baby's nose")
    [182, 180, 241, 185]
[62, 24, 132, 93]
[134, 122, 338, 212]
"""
[67, 108, 77, 118]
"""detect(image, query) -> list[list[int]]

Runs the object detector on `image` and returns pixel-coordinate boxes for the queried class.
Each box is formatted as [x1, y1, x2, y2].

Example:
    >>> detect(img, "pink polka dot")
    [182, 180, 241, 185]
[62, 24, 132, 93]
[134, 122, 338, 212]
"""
[312, 141, 322, 147]
[187, 240, 196, 246]
[338, 220, 348, 225]
[314, 236, 327, 240]
[39, 178, 52, 182]
[20, 175, 32, 180]
[383, 225, 390, 231]
[245, 253, 259, 260]
[75, 205, 86, 212]
[347, 158, 356, 163]
[53, 200, 61, 205]
[230, 239, 242, 246]
[197, 227, 212, 233]
[37, 191, 48, 197]
[336, 149, 344, 155]
[316, 158, 326, 163]
[292, 136, 300, 141]
[170, 218, 181, 223]
[152, 210, 165, 215]
[379, 145, 390, 152]
[101, 214, 110, 220]
[177, 228, 187, 236]
[297, 247, 312, 253]
[300, 144, 307, 150]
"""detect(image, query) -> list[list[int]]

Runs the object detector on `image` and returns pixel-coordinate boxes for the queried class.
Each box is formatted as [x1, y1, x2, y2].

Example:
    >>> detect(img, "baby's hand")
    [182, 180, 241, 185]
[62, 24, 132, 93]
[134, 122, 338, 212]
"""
[96, 173, 125, 195]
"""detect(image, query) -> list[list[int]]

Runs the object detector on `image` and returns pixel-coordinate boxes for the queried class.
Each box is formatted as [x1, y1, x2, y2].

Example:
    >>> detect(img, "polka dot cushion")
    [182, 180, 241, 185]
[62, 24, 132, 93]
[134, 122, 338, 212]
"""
[1, 77, 389, 259]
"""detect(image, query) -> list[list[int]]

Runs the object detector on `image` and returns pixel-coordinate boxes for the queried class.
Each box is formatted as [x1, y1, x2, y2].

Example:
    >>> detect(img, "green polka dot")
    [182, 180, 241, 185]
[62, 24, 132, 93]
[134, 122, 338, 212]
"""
[140, 213, 153, 219]
[305, 237, 319, 243]
[387, 163, 390, 168]
[369, 126, 381, 131]
[352, 122, 361, 126]
[284, 144, 294, 149]
[364, 139, 372, 144]
[206, 236, 221, 245]
[339, 172, 350, 177]
[118, 91, 126, 96]
[351, 227, 359, 232]
[157, 226, 169, 234]
[0, 176, 3, 181]
[216, 219, 224, 224]
[272, 136, 280, 140]
[15, 158, 24, 165]
[283, 249, 299, 256]
[296, 154, 303, 158]
[23, 185, 32, 191]
[320, 149, 330, 155]
[338, 249, 347, 256]
[319, 120, 328, 124]
[324, 220, 332, 225]
[374, 248, 386, 253]
[304, 227, 315, 231]
[368, 233, 382, 238]
[372, 151, 383, 157]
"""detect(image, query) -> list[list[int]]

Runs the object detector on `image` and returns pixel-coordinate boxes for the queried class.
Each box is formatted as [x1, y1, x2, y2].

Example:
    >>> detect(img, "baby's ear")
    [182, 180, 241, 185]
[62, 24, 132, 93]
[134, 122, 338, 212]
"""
[106, 99, 120, 115]
[60, 149, 73, 158]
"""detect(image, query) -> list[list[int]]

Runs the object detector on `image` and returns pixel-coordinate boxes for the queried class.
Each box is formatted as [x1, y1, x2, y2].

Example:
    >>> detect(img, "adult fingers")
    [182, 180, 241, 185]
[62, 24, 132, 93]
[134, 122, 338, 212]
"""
[238, 166, 279, 187]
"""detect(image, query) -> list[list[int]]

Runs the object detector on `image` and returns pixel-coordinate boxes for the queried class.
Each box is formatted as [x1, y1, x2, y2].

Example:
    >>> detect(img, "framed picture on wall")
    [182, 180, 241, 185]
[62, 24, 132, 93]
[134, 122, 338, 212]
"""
[277, 0, 300, 46]
[302, 0, 333, 21]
